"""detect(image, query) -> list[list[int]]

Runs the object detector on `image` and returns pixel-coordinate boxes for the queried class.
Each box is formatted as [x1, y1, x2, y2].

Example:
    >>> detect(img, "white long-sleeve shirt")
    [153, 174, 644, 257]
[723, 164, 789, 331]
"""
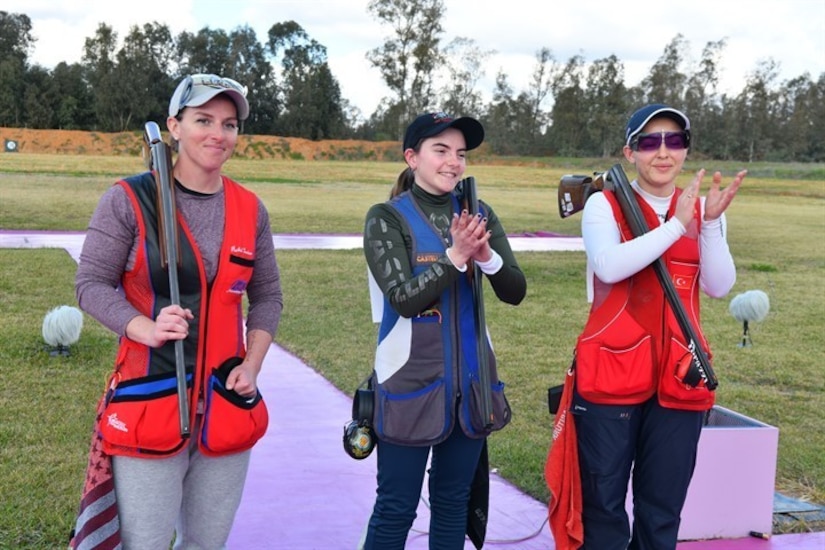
[581, 180, 736, 302]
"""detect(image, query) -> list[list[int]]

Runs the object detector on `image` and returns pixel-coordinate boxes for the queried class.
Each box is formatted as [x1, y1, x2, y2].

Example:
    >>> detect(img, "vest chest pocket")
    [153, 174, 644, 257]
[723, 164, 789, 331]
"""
[216, 260, 253, 306]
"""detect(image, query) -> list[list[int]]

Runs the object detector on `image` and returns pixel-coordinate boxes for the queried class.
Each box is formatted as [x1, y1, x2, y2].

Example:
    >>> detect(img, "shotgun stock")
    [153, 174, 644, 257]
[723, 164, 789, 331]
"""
[143, 121, 192, 437]
[558, 173, 605, 218]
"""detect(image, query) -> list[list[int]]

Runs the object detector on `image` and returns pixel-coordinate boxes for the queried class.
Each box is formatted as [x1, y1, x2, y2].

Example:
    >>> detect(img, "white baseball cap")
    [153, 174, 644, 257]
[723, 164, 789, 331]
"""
[169, 74, 249, 121]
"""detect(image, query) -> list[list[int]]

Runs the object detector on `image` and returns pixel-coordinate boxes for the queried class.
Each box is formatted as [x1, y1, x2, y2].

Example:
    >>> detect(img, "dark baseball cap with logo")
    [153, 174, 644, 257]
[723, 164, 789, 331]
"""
[403, 112, 485, 152]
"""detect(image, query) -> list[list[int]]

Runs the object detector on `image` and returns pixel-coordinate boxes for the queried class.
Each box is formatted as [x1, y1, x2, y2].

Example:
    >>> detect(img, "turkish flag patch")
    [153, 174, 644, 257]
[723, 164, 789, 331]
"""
[673, 273, 692, 290]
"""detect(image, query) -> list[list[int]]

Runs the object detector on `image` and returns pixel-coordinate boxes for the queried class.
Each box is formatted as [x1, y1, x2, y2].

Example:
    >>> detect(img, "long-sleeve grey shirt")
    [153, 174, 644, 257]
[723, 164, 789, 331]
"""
[75, 177, 283, 338]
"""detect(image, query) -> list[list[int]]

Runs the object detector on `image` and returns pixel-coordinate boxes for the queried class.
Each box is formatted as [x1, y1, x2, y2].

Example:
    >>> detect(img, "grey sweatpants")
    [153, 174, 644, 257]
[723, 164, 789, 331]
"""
[112, 419, 251, 550]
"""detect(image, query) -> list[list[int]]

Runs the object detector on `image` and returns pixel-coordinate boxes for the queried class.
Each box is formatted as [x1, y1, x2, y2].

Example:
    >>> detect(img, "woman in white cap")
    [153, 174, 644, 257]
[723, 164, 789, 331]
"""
[360, 112, 527, 548]
[561, 104, 746, 549]
[73, 74, 282, 548]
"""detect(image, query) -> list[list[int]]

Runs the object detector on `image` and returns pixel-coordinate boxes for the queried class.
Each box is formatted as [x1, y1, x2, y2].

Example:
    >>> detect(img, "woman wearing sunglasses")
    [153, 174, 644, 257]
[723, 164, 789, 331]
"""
[568, 104, 746, 549]
[73, 74, 283, 548]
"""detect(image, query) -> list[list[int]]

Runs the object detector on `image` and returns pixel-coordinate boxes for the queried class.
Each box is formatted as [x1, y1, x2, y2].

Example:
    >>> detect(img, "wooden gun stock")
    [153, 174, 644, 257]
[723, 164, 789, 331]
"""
[557, 173, 605, 218]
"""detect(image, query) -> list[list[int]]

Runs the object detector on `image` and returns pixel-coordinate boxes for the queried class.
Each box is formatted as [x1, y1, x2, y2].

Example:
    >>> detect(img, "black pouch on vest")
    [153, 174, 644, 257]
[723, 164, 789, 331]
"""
[343, 375, 376, 460]
[352, 386, 374, 425]
[548, 359, 576, 416]
[548, 384, 564, 416]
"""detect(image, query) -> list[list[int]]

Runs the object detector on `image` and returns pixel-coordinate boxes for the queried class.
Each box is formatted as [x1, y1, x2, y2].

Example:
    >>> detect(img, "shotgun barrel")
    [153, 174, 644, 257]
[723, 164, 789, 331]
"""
[143, 121, 192, 437]
[462, 176, 495, 429]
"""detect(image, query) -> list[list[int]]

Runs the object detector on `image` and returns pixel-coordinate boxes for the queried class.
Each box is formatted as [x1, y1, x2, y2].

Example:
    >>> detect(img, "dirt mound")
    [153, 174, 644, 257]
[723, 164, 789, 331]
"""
[0, 127, 402, 162]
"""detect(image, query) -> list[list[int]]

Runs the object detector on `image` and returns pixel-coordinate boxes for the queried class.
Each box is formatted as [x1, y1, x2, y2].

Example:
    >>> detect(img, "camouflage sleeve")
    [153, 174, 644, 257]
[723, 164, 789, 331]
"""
[363, 203, 461, 318]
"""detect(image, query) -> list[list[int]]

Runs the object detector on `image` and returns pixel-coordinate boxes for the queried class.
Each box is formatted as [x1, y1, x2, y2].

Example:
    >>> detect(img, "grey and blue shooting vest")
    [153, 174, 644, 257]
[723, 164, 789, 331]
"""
[371, 191, 510, 446]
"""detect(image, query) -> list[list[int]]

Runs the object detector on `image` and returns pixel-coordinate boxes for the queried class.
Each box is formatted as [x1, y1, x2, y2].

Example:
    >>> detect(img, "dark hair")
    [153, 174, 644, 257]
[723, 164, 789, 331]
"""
[390, 141, 422, 198]
[391, 168, 415, 198]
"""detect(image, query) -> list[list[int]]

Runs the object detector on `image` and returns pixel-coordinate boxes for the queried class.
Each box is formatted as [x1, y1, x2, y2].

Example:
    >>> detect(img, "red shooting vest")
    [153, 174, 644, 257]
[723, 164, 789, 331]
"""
[98, 172, 268, 457]
[574, 189, 714, 411]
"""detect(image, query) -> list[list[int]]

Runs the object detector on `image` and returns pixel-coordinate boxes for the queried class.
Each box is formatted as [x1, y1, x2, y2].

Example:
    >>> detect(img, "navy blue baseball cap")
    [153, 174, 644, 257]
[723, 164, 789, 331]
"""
[625, 104, 690, 146]
[403, 112, 485, 152]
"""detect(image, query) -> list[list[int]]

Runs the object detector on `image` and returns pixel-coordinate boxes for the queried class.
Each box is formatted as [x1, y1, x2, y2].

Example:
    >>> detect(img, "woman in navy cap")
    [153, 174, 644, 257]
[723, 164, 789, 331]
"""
[360, 112, 527, 548]
[73, 74, 282, 549]
[567, 104, 746, 549]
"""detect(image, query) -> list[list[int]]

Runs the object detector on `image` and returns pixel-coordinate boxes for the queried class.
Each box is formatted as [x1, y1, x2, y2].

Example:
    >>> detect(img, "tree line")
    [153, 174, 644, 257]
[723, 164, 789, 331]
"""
[2, 2, 823, 162]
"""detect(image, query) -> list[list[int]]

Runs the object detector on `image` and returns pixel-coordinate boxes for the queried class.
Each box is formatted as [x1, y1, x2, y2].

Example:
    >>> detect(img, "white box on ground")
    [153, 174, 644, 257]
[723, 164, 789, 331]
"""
[626, 404, 779, 541]
[679, 405, 778, 540]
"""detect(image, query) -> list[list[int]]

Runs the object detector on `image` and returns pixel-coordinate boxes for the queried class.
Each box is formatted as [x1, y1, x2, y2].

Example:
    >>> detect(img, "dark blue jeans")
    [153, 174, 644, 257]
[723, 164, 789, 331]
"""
[363, 425, 485, 549]
[572, 392, 704, 550]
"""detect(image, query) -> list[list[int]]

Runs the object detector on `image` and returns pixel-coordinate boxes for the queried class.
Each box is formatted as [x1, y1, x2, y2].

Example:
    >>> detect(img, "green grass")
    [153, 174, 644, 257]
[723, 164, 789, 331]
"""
[1, 153, 824, 547]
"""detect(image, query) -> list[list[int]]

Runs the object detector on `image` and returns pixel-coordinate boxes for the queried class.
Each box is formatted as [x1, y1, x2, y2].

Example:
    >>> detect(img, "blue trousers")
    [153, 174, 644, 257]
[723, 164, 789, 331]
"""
[363, 425, 485, 550]
[572, 392, 704, 550]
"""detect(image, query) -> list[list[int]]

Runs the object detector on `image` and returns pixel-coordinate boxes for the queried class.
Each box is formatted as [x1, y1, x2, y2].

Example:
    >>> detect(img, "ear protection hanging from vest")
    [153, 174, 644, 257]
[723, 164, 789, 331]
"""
[343, 386, 375, 460]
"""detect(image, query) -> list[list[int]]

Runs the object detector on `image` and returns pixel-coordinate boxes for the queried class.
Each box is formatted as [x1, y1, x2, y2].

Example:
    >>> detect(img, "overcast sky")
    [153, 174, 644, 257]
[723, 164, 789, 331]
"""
[9, 0, 825, 116]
